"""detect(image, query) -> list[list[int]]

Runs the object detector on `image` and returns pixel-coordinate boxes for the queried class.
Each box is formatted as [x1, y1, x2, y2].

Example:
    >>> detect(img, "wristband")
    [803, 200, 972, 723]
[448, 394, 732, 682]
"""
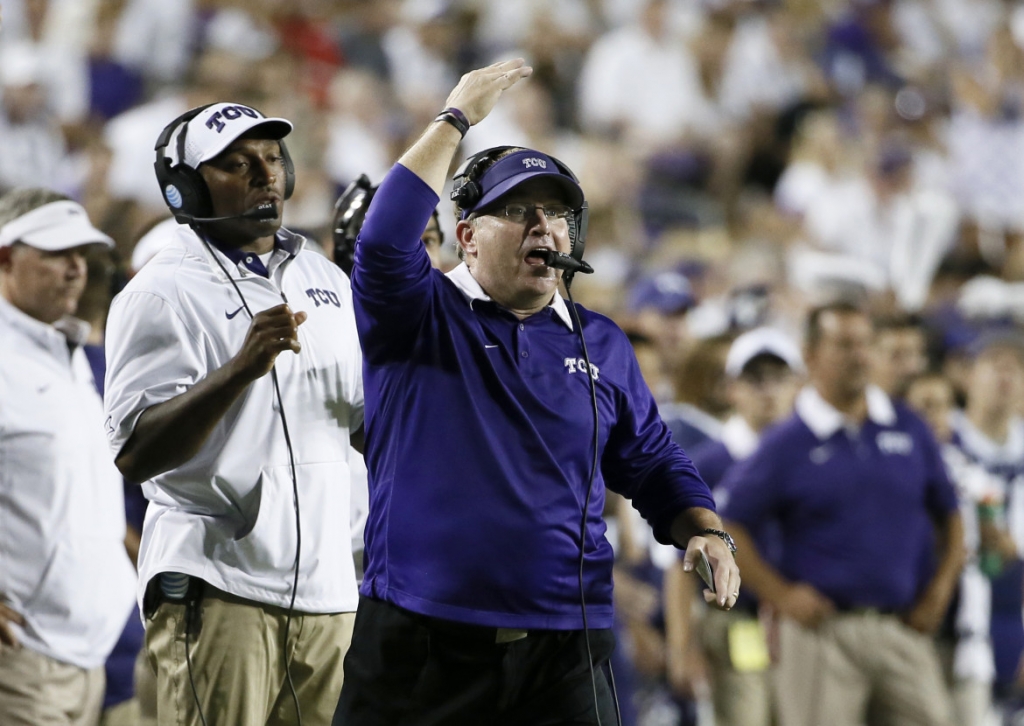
[434, 107, 470, 138]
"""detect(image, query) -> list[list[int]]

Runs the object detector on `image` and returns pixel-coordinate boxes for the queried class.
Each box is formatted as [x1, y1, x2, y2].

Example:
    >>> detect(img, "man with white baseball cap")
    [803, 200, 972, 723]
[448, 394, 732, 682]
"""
[0, 188, 136, 726]
[667, 327, 803, 726]
[104, 103, 364, 725]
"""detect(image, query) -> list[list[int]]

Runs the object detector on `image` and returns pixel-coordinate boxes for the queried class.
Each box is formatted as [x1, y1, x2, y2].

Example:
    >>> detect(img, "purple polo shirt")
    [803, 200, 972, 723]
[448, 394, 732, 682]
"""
[719, 386, 958, 612]
[351, 163, 714, 630]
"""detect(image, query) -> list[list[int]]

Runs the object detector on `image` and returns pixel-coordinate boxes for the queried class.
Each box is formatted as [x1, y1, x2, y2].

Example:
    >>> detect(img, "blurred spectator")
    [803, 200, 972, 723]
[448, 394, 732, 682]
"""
[666, 327, 803, 726]
[87, 2, 144, 122]
[948, 23, 1024, 280]
[950, 331, 1024, 716]
[780, 116, 960, 310]
[0, 0, 91, 124]
[871, 313, 929, 399]
[324, 68, 398, 188]
[111, 0, 195, 85]
[381, 0, 461, 125]
[821, 0, 904, 95]
[577, 0, 716, 153]
[716, 2, 817, 124]
[906, 369, 999, 726]
[0, 43, 69, 194]
[626, 270, 697, 382]
[663, 333, 734, 451]
[720, 302, 963, 726]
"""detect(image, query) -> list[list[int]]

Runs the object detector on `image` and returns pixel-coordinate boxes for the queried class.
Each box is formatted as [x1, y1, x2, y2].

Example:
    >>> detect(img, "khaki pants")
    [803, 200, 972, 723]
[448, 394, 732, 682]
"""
[701, 607, 773, 726]
[145, 585, 355, 726]
[0, 645, 105, 726]
[774, 612, 953, 726]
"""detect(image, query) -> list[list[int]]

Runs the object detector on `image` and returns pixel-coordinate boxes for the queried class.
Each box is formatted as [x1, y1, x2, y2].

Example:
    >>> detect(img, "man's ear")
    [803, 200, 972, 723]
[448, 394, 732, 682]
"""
[455, 219, 477, 260]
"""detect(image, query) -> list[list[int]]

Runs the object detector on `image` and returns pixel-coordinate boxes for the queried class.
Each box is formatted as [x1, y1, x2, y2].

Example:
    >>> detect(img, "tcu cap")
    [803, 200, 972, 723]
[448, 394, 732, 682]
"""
[0, 201, 113, 251]
[168, 102, 293, 169]
[461, 150, 584, 219]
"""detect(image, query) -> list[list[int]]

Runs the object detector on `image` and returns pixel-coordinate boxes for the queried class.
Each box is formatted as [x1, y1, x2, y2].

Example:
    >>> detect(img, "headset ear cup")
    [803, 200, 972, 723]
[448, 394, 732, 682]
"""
[280, 139, 296, 200]
[155, 156, 213, 222]
[171, 165, 213, 220]
[572, 202, 589, 263]
[451, 180, 480, 210]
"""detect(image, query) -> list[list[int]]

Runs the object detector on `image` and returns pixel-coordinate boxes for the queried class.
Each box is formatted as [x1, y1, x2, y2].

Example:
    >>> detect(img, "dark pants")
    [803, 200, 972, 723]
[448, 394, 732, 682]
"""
[334, 596, 618, 726]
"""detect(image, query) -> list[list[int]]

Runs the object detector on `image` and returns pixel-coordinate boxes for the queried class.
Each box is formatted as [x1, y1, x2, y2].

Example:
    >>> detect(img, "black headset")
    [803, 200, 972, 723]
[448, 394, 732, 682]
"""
[332, 174, 445, 277]
[153, 103, 296, 225]
[450, 146, 590, 266]
[331, 174, 375, 277]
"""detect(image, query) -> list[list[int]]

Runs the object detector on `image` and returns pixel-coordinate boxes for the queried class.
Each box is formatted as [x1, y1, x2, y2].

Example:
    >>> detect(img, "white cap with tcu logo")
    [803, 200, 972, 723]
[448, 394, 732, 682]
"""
[167, 102, 293, 169]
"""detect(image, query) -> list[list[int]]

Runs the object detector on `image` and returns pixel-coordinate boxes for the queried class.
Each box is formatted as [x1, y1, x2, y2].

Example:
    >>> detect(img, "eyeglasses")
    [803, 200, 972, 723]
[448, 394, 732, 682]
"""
[486, 203, 574, 223]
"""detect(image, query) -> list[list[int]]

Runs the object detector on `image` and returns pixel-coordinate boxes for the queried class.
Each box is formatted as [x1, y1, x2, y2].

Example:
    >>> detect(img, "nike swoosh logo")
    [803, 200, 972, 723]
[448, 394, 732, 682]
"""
[225, 306, 245, 320]
[485, 345, 498, 349]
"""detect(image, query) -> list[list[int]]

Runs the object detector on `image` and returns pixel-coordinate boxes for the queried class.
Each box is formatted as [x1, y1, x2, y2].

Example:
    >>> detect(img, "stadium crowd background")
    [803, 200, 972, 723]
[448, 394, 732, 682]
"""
[4, 0, 1024, 724]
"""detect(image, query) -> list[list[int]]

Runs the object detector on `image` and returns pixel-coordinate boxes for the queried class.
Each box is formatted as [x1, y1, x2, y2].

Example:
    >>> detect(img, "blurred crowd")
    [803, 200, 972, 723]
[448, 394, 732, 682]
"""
[5, 0, 1024, 724]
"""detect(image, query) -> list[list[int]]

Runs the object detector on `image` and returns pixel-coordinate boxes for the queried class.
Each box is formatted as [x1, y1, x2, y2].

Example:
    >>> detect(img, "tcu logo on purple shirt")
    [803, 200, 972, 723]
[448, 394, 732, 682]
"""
[306, 288, 341, 308]
[564, 357, 599, 380]
[522, 157, 547, 170]
[205, 105, 260, 133]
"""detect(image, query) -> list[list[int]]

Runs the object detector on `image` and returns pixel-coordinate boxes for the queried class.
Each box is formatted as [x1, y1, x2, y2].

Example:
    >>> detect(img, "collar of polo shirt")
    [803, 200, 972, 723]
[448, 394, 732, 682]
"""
[445, 262, 574, 330]
[796, 385, 896, 440]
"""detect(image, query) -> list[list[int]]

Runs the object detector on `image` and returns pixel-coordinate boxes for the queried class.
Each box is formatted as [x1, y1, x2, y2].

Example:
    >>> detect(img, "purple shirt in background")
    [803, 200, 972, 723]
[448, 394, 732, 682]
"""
[719, 400, 958, 612]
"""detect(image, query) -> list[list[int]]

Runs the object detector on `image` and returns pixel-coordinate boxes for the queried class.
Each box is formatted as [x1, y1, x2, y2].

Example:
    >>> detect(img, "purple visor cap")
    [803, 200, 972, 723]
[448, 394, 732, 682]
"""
[461, 150, 585, 219]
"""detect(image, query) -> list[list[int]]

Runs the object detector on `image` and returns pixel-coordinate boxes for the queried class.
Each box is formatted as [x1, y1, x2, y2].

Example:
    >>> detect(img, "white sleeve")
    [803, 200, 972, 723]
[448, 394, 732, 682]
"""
[103, 290, 206, 457]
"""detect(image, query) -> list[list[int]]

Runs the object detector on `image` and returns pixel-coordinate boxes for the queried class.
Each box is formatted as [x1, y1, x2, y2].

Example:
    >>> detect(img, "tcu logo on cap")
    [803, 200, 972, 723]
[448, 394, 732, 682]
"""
[522, 157, 547, 169]
[205, 105, 260, 133]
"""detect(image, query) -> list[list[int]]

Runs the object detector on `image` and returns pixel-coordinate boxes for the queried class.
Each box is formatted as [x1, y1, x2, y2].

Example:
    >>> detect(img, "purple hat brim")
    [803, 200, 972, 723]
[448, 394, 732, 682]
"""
[469, 171, 585, 217]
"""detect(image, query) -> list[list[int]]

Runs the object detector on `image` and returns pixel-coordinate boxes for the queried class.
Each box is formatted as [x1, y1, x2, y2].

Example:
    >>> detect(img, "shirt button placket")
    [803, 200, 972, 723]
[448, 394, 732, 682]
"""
[516, 322, 531, 366]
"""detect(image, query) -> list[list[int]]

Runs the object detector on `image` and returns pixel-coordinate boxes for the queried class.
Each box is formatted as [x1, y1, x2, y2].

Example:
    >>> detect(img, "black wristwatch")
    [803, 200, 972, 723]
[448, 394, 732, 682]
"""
[700, 528, 737, 555]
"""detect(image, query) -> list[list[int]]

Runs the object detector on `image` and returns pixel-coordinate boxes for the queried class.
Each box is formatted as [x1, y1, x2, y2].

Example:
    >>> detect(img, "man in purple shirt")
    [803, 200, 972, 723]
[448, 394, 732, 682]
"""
[334, 59, 740, 725]
[720, 302, 964, 726]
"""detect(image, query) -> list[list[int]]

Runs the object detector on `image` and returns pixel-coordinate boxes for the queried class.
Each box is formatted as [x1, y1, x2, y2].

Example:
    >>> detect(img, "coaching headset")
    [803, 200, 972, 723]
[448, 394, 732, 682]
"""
[450, 145, 593, 281]
[331, 174, 446, 277]
[154, 102, 295, 225]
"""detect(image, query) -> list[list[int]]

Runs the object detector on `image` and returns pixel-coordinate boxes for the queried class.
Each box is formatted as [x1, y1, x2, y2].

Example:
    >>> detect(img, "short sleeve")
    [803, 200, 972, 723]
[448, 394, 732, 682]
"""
[104, 291, 206, 457]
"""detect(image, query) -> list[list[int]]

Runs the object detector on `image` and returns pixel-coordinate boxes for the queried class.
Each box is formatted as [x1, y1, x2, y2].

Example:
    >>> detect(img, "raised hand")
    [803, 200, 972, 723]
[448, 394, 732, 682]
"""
[443, 58, 533, 126]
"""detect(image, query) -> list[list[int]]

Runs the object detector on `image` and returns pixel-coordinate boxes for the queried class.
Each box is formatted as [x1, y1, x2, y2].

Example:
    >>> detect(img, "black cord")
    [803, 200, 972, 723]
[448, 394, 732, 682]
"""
[272, 364, 303, 725]
[607, 660, 622, 725]
[564, 276, 620, 726]
[203, 238, 304, 726]
[185, 621, 209, 726]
